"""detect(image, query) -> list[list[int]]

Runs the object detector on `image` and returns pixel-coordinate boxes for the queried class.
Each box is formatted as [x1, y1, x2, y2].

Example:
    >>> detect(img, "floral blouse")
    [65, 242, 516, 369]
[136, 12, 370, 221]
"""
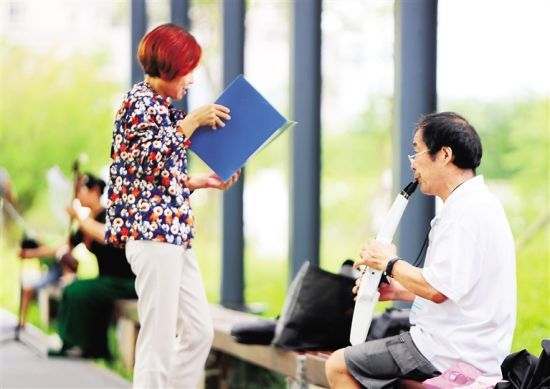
[105, 82, 194, 248]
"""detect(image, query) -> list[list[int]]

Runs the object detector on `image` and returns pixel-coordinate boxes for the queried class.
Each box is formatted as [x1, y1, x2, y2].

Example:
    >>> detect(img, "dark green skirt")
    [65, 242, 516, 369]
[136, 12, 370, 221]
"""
[57, 276, 137, 359]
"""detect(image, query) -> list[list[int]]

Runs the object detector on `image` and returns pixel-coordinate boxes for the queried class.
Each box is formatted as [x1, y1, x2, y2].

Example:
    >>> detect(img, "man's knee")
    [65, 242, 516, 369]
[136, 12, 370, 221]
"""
[325, 348, 348, 379]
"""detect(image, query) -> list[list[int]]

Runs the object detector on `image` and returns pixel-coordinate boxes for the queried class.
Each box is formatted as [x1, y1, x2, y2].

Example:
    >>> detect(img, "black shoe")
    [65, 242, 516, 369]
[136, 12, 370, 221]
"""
[48, 346, 83, 359]
[83, 350, 113, 361]
[13, 324, 25, 340]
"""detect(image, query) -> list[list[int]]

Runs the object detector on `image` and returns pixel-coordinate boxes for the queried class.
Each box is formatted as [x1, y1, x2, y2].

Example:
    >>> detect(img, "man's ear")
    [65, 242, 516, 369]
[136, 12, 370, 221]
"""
[441, 146, 454, 164]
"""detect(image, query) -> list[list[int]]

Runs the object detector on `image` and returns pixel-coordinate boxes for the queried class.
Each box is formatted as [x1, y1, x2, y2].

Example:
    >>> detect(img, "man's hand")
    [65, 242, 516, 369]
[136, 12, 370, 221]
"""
[354, 240, 397, 272]
[352, 275, 363, 301]
[378, 279, 409, 301]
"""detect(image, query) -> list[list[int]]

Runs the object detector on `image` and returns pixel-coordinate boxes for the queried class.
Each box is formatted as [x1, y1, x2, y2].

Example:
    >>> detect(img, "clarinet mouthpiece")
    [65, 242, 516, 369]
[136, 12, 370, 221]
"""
[401, 180, 418, 199]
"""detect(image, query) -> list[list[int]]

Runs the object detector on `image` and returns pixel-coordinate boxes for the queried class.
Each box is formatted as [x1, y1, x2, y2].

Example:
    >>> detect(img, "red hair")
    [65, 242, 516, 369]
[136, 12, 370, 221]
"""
[138, 23, 202, 81]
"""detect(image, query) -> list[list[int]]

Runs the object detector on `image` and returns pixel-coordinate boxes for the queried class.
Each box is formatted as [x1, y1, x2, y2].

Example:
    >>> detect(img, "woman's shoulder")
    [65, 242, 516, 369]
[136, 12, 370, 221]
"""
[94, 209, 107, 224]
[116, 82, 171, 122]
[128, 82, 172, 113]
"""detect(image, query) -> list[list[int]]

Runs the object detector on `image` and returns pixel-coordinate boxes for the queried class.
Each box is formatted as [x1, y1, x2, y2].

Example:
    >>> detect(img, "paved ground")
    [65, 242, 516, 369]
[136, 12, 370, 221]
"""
[0, 309, 130, 388]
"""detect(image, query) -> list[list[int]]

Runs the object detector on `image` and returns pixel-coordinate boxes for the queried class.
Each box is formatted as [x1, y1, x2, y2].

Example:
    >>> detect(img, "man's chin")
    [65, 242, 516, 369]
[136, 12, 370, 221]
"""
[418, 181, 429, 194]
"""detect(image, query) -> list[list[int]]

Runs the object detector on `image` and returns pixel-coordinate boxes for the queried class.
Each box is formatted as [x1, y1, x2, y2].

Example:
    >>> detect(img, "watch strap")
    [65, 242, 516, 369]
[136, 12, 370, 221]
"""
[385, 256, 401, 278]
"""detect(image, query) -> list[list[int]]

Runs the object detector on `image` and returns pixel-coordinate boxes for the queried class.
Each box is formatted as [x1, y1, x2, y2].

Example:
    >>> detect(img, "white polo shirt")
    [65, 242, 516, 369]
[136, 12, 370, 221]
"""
[409, 175, 516, 377]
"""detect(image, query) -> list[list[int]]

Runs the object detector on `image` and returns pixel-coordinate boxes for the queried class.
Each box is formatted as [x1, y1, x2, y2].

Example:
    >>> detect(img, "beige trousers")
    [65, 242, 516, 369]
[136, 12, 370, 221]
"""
[126, 240, 213, 389]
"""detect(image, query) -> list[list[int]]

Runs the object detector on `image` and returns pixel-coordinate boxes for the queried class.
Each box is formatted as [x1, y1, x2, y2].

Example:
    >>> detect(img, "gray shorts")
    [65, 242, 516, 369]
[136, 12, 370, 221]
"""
[344, 332, 439, 389]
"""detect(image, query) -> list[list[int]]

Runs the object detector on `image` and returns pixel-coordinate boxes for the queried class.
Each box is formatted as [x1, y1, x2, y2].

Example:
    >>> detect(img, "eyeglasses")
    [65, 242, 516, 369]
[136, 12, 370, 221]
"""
[407, 149, 429, 164]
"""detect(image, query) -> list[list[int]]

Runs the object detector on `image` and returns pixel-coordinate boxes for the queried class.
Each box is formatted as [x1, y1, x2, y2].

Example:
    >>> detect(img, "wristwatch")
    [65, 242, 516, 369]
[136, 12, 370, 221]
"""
[385, 256, 401, 278]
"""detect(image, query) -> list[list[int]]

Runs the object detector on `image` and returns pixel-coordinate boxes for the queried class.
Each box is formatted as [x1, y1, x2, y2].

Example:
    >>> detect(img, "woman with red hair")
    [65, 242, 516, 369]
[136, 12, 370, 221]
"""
[105, 23, 240, 388]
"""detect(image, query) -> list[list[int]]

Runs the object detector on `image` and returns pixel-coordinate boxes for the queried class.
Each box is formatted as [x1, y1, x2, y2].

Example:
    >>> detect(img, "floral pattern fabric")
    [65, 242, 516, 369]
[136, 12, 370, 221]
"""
[105, 82, 194, 248]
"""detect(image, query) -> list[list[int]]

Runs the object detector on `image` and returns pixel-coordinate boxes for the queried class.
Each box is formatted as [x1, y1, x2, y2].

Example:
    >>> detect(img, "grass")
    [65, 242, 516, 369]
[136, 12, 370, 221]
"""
[513, 230, 550, 353]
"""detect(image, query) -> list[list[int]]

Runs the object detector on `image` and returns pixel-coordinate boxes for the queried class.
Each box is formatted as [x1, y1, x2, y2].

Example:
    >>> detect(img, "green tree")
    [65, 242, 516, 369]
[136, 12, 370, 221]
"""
[0, 43, 123, 209]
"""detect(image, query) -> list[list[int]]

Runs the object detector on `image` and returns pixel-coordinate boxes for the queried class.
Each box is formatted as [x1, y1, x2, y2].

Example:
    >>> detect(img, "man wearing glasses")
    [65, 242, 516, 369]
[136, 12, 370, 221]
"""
[326, 112, 516, 388]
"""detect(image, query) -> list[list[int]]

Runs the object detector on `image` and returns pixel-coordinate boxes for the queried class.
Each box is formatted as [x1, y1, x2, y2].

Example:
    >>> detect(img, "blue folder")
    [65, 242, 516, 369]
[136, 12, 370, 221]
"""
[189, 74, 296, 182]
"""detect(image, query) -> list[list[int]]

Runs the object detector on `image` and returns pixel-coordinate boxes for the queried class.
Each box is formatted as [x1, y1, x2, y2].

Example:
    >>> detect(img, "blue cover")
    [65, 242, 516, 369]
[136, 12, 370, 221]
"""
[189, 74, 295, 182]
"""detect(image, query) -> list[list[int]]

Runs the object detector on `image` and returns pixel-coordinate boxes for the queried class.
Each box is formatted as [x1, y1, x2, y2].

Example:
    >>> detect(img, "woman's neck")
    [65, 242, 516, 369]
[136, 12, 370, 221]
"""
[144, 75, 168, 99]
[89, 203, 104, 218]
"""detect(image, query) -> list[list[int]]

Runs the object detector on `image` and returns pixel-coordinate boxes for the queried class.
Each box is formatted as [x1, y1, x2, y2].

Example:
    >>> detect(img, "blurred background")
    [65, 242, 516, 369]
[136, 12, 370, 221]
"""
[0, 0, 548, 376]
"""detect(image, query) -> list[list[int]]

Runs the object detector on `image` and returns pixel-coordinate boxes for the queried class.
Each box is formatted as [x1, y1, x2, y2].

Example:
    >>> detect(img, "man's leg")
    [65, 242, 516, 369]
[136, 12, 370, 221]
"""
[19, 263, 62, 328]
[325, 348, 361, 389]
[330, 334, 439, 388]
[18, 288, 34, 328]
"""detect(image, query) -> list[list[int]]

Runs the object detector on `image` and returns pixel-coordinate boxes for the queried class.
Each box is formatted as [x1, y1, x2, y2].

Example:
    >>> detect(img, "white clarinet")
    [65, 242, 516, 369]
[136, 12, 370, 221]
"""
[349, 180, 418, 346]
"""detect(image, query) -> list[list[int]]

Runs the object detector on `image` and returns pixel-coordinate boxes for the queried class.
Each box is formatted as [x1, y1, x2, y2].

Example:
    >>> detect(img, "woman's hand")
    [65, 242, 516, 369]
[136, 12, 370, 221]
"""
[66, 199, 91, 223]
[178, 104, 231, 138]
[188, 170, 241, 191]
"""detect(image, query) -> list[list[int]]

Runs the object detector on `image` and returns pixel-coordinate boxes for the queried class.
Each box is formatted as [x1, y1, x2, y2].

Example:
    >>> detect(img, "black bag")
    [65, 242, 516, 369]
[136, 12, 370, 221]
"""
[230, 319, 277, 345]
[59, 251, 79, 273]
[496, 339, 550, 389]
[271, 261, 357, 351]
[366, 307, 411, 341]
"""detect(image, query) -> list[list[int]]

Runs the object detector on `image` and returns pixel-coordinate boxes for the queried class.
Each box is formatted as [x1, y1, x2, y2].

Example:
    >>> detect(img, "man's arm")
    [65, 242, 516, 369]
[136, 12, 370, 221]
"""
[390, 260, 447, 303]
[19, 245, 60, 259]
[377, 277, 416, 302]
[356, 240, 447, 304]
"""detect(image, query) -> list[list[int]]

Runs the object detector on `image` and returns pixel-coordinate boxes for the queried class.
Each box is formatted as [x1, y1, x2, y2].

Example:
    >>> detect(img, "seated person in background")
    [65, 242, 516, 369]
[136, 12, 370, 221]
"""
[325, 112, 517, 388]
[50, 173, 137, 359]
[16, 172, 102, 329]
[17, 245, 75, 330]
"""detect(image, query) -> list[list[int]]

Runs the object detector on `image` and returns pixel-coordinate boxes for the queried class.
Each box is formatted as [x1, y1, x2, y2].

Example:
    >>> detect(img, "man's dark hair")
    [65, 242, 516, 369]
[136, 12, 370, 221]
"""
[416, 112, 482, 172]
[81, 173, 106, 194]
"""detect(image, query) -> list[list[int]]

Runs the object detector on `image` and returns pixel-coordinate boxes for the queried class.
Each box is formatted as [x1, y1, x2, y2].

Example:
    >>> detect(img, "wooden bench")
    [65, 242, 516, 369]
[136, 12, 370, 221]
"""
[38, 285, 63, 327]
[113, 301, 330, 387]
[209, 304, 330, 387]
[35, 287, 139, 369]
[114, 303, 424, 388]
[208, 305, 424, 388]
[39, 294, 423, 388]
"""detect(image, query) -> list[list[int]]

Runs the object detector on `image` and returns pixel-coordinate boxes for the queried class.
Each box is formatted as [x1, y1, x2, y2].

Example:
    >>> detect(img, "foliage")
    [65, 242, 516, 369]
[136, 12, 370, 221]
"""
[0, 42, 123, 209]
[0, 40, 547, 373]
[441, 99, 549, 240]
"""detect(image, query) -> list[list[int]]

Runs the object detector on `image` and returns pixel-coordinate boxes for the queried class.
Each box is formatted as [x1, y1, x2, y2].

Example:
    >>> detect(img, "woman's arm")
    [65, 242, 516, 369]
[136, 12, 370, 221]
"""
[187, 171, 241, 191]
[178, 104, 231, 138]
[75, 216, 106, 244]
[67, 200, 106, 244]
